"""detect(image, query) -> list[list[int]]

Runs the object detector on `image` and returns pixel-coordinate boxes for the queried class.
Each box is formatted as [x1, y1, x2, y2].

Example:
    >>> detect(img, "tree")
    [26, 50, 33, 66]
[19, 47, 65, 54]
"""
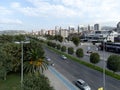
[52, 42, 57, 48]
[0, 49, 13, 80]
[68, 47, 74, 54]
[0, 35, 14, 43]
[14, 35, 25, 42]
[45, 35, 54, 40]
[24, 40, 48, 74]
[107, 55, 120, 72]
[56, 44, 61, 50]
[23, 74, 54, 90]
[72, 37, 80, 46]
[90, 53, 100, 64]
[76, 48, 84, 57]
[61, 46, 66, 52]
[54, 35, 63, 42]
[2, 43, 21, 72]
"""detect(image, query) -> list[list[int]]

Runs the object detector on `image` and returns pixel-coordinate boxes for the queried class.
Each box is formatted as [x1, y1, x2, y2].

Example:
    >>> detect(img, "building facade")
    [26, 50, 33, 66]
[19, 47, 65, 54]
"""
[94, 24, 99, 30]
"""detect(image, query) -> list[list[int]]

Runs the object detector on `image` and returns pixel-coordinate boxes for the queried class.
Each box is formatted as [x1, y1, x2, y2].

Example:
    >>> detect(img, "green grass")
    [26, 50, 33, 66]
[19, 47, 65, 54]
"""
[0, 73, 21, 90]
[47, 45, 120, 80]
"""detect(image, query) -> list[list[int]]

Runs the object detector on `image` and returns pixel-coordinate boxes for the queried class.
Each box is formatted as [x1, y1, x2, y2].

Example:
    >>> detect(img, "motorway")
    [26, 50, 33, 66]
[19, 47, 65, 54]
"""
[44, 47, 120, 90]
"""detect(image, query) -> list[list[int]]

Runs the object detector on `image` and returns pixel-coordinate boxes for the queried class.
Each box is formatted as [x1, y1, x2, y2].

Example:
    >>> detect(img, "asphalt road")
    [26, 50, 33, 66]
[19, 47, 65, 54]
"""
[44, 47, 120, 90]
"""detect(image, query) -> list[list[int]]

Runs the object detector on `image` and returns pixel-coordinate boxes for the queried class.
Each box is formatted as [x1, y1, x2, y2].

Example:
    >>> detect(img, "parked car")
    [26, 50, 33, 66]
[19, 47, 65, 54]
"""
[75, 79, 91, 90]
[87, 50, 93, 54]
[61, 55, 67, 60]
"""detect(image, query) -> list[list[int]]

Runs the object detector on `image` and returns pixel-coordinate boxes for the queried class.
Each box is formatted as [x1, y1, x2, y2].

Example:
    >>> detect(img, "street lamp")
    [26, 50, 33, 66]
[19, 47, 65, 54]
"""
[15, 41, 30, 89]
[103, 39, 107, 90]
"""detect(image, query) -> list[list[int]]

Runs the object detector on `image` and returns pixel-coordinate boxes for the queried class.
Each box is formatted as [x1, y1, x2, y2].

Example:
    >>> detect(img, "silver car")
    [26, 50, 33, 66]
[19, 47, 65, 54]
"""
[75, 79, 91, 90]
[46, 57, 51, 62]
[61, 55, 67, 60]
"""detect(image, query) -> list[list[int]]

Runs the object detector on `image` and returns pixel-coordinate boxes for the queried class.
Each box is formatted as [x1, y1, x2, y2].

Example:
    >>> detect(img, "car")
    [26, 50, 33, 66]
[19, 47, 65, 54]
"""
[46, 57, 51, 62]
[75, 79, 91, 90]
[87, 50, 93, 54]
[61, 55, 67, 60]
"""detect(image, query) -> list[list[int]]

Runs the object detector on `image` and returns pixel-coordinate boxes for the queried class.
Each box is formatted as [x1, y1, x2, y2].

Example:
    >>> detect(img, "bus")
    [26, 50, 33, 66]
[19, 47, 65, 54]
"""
[99, 42, 120, 53]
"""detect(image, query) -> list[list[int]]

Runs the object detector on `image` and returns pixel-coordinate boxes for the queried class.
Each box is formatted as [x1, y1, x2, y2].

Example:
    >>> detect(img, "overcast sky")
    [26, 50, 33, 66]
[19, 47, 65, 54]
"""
[0, 0, 120, 31]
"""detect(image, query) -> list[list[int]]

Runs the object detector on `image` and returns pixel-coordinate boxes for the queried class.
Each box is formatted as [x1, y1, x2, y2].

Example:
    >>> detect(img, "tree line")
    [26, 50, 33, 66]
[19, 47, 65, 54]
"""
[0, 35, 54, 90]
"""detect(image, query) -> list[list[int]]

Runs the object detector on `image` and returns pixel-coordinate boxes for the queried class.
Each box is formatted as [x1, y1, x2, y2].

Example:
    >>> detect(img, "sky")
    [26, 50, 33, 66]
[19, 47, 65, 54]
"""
[0, 0, 120, 31]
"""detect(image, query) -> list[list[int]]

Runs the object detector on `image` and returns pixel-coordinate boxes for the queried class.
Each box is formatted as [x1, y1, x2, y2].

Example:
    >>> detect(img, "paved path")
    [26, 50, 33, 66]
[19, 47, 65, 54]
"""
[44, 66, 78, 90]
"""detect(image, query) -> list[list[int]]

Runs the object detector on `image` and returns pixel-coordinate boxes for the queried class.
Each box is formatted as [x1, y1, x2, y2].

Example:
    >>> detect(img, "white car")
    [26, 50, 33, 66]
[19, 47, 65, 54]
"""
[46, 57, 51, 62]
[75, 79, 91, 90]
[61, 55, 67, 60]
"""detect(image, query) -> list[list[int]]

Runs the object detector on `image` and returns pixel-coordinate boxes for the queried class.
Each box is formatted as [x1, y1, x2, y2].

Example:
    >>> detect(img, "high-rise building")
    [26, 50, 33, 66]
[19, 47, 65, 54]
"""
[94, 24, 99, 30]
[78, 25, 80, 33]
[77, 25, 86, 32]
[68, 26, 75, 34]
[88, 25, 90, 31]
[55, 26, 60, 35]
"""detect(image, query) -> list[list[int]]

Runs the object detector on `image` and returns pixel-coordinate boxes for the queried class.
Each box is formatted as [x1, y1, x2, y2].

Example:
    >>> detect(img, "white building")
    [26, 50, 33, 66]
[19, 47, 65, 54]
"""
[107, 31, 118, 42]
[59, 29, 68, 38]
[86, 30, 118, 42]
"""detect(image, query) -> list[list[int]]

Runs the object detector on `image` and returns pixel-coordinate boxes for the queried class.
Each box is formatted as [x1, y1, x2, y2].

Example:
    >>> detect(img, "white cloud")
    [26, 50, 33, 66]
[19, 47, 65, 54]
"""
[0, 6, 12, 15]
[11, 0, 79, 17]
[0, 18, 23, 24]
[10, 0, 120, 23]
[11, 2, 21, 8]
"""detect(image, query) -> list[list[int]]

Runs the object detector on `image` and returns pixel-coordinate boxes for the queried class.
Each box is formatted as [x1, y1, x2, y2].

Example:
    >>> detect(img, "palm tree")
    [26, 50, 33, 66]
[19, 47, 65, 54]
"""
[24, 48, 48, 74]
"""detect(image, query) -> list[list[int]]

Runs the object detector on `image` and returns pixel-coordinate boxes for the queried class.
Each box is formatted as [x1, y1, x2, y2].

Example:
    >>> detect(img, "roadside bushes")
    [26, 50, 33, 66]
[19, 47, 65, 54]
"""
[90, 53, 100, 64]
[107, 55, 120, 73]
[61, 46, 66, 52]
[56, 44, 61, 50]
[47, 41, 57, 48]
[76, 48, 84, 57]
[23, 74, 54, 90]
[68, 47, 74, 54]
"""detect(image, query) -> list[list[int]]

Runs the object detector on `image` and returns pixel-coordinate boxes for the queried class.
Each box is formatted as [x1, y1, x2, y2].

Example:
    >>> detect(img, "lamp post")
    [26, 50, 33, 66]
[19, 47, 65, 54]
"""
[103, 39, 106, 90]
[15, 41, 30, 89]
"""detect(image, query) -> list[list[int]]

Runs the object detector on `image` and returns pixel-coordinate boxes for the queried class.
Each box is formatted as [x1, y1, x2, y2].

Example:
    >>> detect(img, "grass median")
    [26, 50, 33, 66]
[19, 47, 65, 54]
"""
[46, 45, 120, 80]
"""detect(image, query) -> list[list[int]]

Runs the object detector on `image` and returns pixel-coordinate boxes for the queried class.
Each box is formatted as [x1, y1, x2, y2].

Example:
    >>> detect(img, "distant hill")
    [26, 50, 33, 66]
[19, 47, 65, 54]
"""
[0, 30, 27, 35]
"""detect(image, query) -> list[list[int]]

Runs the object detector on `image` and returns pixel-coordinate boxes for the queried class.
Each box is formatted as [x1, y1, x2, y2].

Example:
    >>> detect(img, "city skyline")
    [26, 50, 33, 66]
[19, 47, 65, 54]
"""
[0, 0, 120, 31]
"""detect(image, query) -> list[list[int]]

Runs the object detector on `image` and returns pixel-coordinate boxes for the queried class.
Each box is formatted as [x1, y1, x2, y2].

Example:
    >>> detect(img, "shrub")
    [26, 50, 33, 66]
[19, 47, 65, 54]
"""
[90, 53, 100, 64]
[56, 44, 61, 50]
[68, 47, 74, 54]
[107, 55, 120, 72]
[23, 74, 54, 90]
[61, 46, 66, 52]
[71, 37, 80, 46]
[76, 48, 84, 57]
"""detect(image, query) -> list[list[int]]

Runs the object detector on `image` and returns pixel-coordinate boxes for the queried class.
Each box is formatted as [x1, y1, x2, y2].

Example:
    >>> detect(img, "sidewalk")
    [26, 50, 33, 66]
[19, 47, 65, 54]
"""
[44, 66, 78, 90]
[44, 69, 68, 90]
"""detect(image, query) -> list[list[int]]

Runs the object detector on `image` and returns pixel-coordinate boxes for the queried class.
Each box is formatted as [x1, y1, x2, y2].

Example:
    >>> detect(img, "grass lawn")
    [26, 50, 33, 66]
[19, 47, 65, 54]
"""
[0, 73, 21, 90]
